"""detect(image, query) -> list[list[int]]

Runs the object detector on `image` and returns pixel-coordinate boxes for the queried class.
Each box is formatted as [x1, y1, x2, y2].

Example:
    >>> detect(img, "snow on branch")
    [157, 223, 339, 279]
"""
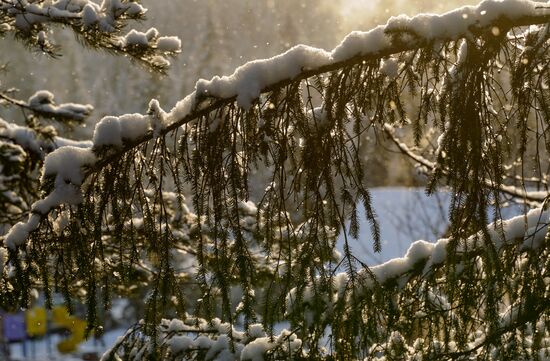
[0, 90, 93, 123]
[0, 0, 181, 72]
[193, 0, 550, 108]
[284, 205, 550, 358]
[290, 205, 549, 309]
[101, 318, 303, 361]
[0, 116, 92, 157]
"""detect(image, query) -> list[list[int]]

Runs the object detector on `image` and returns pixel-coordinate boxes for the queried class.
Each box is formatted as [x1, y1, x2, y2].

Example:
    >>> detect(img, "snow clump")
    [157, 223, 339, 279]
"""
[93, 114, 150, 147]
[28, 90, 93, 121]
[156, 36, 182, 52]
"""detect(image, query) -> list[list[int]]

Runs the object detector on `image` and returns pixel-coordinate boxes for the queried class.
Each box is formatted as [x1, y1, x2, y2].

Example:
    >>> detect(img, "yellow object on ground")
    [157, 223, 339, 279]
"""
[51, 306, 88, 354]
[25, 307, 47, 337]
[52, 306, 71, 325]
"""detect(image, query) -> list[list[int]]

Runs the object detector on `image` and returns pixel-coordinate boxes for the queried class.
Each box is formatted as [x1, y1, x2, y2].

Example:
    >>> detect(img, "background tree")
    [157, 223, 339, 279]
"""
[2, 0, 550, 360]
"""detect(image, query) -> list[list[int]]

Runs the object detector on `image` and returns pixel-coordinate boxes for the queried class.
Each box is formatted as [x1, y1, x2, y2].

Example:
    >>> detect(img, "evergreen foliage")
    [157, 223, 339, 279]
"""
[1, 1, 550, 360]
[0, 0, 181, 72]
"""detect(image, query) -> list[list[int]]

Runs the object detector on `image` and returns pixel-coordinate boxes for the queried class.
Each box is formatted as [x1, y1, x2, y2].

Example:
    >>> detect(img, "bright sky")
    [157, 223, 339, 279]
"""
[339, 0, 478, 31]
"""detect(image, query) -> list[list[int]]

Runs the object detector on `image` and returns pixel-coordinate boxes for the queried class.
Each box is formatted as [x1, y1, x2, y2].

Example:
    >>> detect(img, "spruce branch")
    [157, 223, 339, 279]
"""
[0, 90, 93, 123]
[0, 0, 181, 72]
[383, 124, 548, 204]
[8, 0, 549, 248]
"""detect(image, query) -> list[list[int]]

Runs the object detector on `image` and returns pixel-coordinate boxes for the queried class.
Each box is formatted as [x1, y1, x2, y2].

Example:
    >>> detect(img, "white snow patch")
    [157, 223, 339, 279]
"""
[4, 214, 41, 249]
[169, 335, 193, 354]
[332, 26, 389, 61]
[195, 45, 331, 108]
[156, 36, 181, 52]
[82, 4, 99, 27]
[248, 324, 266, 339]
[124, 29, 148, 46]
[148, 99, 168, 138]
[28, 90, 93, 121]
[0, 118, 42, 156]
[43, 146, 96, 185]
[1, 146, 98, 248]
[93, 114, 150, 147]
[241, 338, 276, 361]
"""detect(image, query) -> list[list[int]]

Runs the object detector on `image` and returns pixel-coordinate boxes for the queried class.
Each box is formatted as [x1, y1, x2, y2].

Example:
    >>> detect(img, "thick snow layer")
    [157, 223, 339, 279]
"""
[42, 146, 96, 185]
[166, 93, 197, 125]
[241, 329, 302, 361]
[359, 205, 547, 288]
[287, 203, 548, 316]
[196, 45, 332, 108]
[240, 338, 276, 361]
[4, 214, 41, 249]
[332, 27, 389, 61]
[92, 116, 123, 147]
[122, 113, 153, 140]
[0, 118, 43, 156]
[121, 28, 182, 51]
[124, 29, 149, 46]
[53, 137, 93, 149]
[93, 114, 150, 147]
[82, 3, 100, 27]
[148, 99, 168, 138]
[247, 323, 266, 339]
[169, 335, 193, 354]
[156, 36, 182, 52]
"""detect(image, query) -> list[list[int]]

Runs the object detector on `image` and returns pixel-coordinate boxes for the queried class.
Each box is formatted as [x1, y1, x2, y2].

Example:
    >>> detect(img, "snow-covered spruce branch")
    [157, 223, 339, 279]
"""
[100, 318, 303, 361]
[0, 0, 181, 71]
[99, 207, 550, 359]
[0, 116, 92, 157]
[289, 206, 550, 314]
[6, 0, 550, 248]
[383, 124, 548, 204]
[0, 114, 91, 234]
[286, 206, 550, 359]
[0, 90, 93, 123]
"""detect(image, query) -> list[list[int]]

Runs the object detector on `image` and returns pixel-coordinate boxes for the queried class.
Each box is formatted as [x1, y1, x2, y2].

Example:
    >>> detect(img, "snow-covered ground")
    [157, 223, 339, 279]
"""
[337, 187, 524, 265]
[8, 327, 122, 361]
[7, 187, 524, 360]
[337, 187, 451, 265]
